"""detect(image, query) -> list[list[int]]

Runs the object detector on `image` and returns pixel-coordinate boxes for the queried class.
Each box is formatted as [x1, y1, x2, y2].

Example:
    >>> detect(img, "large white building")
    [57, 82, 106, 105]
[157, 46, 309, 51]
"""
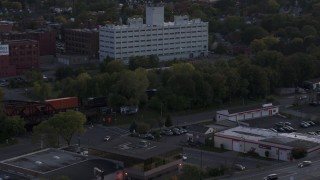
[215, 126, 320, 161]
[216, 103, 279, 122]
[99, 6, 208, 62]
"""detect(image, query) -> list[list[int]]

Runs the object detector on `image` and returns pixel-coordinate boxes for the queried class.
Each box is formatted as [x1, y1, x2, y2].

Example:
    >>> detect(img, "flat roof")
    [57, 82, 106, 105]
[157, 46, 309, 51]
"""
[93, 136, 181, 160]
[216, 126, 320, 149]
[42, 159, 116, 180]
[1, 148, 87, 174]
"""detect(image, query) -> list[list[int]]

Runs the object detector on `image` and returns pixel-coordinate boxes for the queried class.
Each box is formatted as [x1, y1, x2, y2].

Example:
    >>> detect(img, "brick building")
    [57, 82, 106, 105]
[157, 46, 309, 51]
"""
[0, 39, 40, 77]
[64, 28, 99, 58]
[0, 21, 15, 33]
[0, 29, 56, 56]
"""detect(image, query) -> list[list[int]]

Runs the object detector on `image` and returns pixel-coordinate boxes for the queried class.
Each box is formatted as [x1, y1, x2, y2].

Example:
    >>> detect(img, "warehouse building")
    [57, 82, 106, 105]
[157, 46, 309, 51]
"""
[214, 126, 320, 161]
[216, 103, 279, 122]
[99, 6, 208, 62]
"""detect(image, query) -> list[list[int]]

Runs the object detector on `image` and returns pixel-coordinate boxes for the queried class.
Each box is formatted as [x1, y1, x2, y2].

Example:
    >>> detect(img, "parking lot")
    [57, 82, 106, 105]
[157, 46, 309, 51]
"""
[245, 113, 320, 135]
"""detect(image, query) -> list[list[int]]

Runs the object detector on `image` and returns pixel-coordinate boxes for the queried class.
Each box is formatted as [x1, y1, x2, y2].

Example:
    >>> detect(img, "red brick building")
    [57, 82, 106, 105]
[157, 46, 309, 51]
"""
[64, 29, 99, 57]
[0, 40, 39, 77]
[0, 21, 15, 33]
[0, 29, 56, 56]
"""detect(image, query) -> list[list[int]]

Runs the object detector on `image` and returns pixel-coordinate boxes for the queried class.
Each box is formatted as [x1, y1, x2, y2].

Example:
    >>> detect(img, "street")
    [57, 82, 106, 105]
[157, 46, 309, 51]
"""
[224, 156, 320, 180]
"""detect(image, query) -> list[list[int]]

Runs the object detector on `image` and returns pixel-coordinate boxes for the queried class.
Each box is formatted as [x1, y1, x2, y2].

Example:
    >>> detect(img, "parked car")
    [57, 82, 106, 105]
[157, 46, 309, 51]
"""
[233, 164, 245, 171]
[302, 121, 311, 126]
[172, 128, 181, 135]
[263, 173, 278, 180]
[284, 126, 296, 132]
[177, 127, 188, 134]
[308, 132, 317, 135]
[145, 133, 155, 140]
[300, 122, 309, 128]
[275, 122, 284, 127]
[180, 153, 187, 161]
[162, 129, 173, 136]
[284, 122, 292, 126]
[298, 161, 312, 168]
[269, 128, 277, 133]
[276, 127, 285, 132]
[308, 121, 316, 126]
[104, 136, 111, 141]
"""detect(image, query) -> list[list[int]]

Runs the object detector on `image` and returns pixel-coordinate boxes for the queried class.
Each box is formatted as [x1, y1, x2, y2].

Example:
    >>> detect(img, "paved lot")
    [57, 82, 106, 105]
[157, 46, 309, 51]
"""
[244, 115, 320, 134]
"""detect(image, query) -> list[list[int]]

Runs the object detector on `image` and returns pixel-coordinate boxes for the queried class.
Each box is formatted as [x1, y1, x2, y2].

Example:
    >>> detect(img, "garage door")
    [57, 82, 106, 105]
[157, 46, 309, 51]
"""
[233, 141, 240, 152]
[279, 150, 288, 161]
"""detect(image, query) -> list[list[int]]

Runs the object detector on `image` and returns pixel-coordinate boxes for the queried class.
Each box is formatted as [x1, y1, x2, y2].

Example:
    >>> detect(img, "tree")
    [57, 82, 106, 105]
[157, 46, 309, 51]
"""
[47, 110, 87, 145]
[55, 67, 74, 81]
[242, 26, 269, 44]
[292, 147, 307, 159]
[0, 115, 26, 143]
[136, 122, 150, 134]
[32, 121, 60, 148]
[129, 121, 137, 133]
[165, 115, 173, 127]
[25, 70, 43, 83]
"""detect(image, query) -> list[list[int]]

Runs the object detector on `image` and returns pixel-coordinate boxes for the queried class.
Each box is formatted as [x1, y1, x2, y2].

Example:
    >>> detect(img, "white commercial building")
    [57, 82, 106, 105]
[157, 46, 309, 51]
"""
[99, 6, 208, 62]
[215, 126, 320, 161]
[216, 103, 279, 122]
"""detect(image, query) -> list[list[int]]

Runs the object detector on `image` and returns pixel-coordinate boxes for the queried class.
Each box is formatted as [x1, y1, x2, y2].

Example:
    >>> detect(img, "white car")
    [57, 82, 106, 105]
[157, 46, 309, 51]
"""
[180, 153, 187, 161]
[298, 161, 312, 168]
[104, 136, 111, 141]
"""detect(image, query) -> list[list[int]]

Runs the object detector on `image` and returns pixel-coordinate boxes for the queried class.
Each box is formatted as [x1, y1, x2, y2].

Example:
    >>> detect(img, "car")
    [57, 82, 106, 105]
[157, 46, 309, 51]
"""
[300, 122, 309, 128]
[308, 121, 316, 126]
[282, 126, 293, 133]
[172, 128, 181, 135]
[104, 136, 111, 141]
[263, 173, 278, 180]
[180, 153, 187, 161]
[284, 122, 292, 126]
[233, 164, 245, 171]
[276, 127, 285, 132]
[302, 121, 311, 126]
[269, 128, 277, 133]
[145, 134, 155, 140]
[275, 122, 284, 127]
[162, 129, 173, 136]
[284, 126, 296, 132]
[298, 161, 312, 168]
[308, 132, 317, 135]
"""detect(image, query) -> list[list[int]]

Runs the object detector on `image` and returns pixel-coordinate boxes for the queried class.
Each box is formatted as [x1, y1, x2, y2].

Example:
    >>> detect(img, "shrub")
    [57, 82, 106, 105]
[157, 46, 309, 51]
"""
[292, 147, 307, 159]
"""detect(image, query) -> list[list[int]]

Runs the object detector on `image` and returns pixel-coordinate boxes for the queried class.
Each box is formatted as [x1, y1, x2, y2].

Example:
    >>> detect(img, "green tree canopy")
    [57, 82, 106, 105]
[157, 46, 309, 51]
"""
[47, 110, 86, 145]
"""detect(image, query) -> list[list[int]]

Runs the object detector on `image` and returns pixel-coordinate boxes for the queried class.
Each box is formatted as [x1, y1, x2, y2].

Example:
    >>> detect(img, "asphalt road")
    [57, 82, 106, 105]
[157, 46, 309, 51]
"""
[224, 157, 320, 180]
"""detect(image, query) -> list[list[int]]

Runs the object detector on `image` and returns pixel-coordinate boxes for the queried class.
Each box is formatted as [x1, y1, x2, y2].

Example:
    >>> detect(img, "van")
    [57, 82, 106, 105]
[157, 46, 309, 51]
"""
[263, 173, 278, 180]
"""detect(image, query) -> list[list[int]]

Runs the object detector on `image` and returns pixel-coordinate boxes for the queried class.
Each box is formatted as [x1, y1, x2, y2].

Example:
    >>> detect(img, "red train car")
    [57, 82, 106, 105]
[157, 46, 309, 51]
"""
[45, 97, 79, 111]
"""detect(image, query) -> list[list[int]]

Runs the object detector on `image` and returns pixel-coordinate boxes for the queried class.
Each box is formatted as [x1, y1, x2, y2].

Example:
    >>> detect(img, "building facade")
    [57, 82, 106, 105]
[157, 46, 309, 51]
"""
[216, 103, 279, 122]
[0, 29, 56, 56]
[214, 126, 320, 161]
[64, 28, 99, 58]
[0, 39, 39, 77]
[99, 6, 208, 61]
